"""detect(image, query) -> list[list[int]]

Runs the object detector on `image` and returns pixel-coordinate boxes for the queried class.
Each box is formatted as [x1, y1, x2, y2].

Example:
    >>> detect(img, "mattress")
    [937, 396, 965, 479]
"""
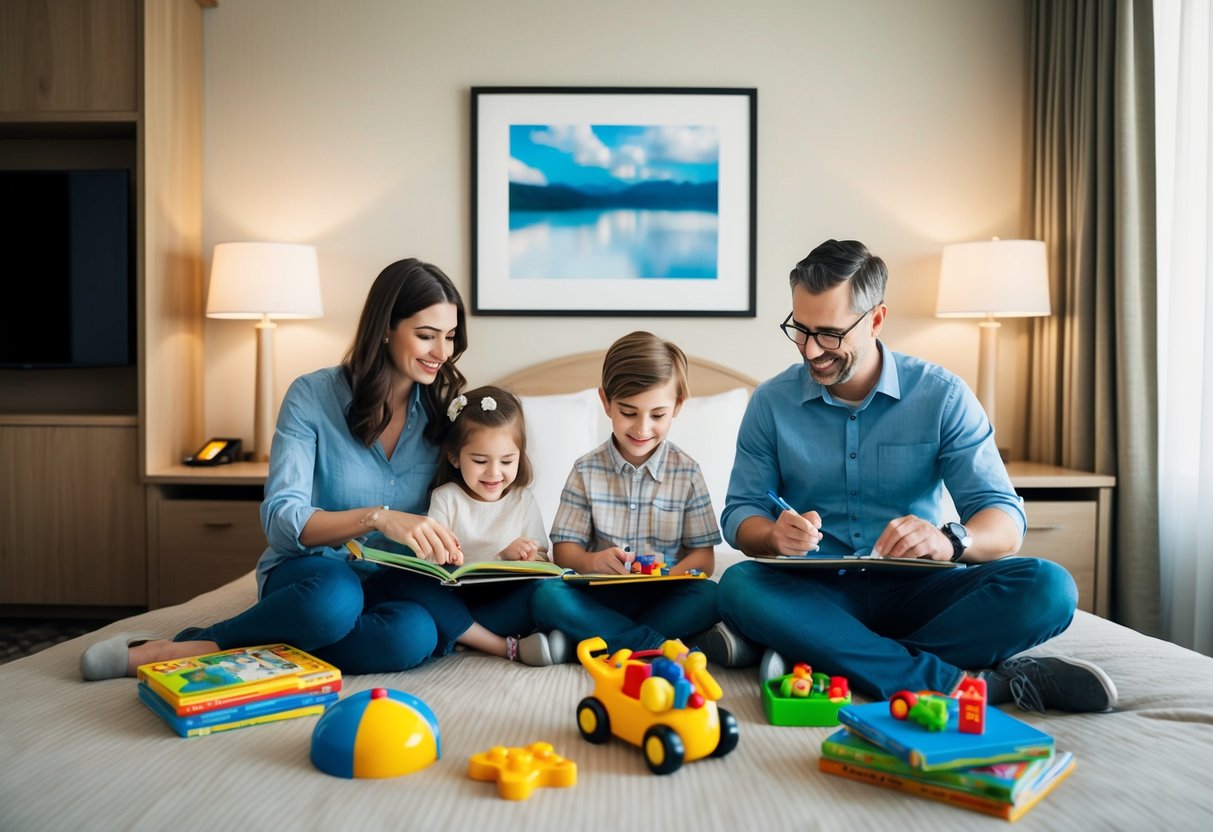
[3, 571, 1212, 831]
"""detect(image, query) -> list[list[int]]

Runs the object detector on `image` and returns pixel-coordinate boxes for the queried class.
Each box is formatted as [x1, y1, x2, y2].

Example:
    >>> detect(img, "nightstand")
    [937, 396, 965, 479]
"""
[1006, 462, 1115, 617]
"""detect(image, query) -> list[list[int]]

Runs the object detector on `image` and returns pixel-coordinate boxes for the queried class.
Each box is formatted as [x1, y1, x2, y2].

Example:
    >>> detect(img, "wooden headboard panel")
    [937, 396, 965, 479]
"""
[494, 351, 758, 396]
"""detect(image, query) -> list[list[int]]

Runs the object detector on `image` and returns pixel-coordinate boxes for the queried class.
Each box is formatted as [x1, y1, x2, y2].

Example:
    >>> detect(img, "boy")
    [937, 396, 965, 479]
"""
[531, 331, 725, 656]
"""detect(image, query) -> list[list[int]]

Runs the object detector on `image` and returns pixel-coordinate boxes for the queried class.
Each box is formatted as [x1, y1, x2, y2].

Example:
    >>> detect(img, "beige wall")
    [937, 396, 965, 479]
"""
[202, 0, 1033, 457]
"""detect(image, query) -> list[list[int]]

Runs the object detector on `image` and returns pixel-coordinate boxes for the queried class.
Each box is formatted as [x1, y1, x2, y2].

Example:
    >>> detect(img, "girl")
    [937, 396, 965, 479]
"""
[427, 385, 566, 665]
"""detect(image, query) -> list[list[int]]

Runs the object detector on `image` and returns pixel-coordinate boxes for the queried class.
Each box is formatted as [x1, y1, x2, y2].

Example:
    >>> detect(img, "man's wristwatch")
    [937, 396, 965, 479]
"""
[940, 522, 972, 562]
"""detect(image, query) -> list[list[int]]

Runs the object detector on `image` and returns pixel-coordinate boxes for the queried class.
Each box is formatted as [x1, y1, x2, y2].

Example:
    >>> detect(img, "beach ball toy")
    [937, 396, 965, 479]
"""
[310, 687, 440, 778]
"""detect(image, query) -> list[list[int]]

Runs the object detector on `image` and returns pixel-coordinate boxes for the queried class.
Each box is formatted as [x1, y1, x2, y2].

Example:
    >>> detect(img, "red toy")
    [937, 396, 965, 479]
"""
[955, 676, 988, 735]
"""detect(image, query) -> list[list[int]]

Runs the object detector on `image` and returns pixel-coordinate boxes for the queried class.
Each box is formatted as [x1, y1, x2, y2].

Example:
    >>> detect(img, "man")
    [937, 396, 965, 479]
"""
[710, 239, 1115, 713]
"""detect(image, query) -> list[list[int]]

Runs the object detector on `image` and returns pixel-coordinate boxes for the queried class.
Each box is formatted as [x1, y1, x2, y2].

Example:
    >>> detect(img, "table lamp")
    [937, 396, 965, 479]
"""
[935, 238, 1050, 426]
[206, 242, 323, 462]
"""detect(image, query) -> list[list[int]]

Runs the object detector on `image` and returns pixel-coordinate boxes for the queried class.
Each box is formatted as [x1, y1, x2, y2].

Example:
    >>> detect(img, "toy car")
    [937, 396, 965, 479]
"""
[575, 636, 739, 775]
[889, 689, 949, 731]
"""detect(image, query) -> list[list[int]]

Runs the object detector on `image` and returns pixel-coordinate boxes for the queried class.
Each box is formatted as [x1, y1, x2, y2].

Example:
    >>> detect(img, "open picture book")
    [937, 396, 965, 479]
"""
[347, 541, 711, 586]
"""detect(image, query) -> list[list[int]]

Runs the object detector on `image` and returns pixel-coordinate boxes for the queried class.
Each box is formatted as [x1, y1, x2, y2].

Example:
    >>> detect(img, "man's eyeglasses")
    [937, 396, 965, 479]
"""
[780, 304, 880, 350]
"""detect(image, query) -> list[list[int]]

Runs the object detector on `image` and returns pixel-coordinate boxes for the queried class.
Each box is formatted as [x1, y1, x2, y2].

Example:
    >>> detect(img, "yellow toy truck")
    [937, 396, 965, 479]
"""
[574, 636, 739, 775]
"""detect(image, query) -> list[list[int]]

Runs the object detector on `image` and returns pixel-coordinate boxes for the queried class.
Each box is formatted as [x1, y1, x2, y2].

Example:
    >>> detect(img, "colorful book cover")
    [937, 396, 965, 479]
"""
[560, 572, 708, 586]
[821, 728, 1052, 802]
[350, 541, 569, 584]
[139, 683, 338, 736]
[837, 698, 1054, 771]
[138, 682, 335, 738]
[167, 677, 342, 717]
[136, 644, 341, 709]
[818, 751, 1076, 822]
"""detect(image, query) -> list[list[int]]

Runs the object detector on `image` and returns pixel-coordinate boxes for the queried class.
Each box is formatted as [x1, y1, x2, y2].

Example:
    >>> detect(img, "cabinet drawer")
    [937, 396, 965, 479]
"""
[157, 500, 264, 606]
[1020, 500, 1097, 613]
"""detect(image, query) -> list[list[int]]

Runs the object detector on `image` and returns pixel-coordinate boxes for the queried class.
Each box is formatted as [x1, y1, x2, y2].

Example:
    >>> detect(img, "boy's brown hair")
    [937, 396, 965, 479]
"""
[432, 385, 534, 495]
[600, 331, 690, 403]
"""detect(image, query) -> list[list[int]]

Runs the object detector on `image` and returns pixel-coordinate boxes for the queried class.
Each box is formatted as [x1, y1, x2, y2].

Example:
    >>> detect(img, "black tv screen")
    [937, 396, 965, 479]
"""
[0, 170, 134, 368]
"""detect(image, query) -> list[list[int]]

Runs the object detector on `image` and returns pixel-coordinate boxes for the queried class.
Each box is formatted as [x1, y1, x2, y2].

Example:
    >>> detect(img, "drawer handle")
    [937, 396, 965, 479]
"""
[204, 521, 235, 529]
[1027, 525, 1061, 532]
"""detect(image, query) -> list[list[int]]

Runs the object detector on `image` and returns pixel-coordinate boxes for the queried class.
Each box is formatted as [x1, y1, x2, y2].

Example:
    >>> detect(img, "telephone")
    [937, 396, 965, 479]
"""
[183, 437, 243, 466]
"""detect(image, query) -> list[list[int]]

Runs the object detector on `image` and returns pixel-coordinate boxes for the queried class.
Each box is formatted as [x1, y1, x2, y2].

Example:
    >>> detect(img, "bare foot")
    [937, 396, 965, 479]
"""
[127, 639, 220, 676]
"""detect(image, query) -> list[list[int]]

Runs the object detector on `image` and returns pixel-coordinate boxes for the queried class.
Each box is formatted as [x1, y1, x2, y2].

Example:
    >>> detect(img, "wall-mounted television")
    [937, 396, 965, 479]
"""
[0, 169, 134, 369]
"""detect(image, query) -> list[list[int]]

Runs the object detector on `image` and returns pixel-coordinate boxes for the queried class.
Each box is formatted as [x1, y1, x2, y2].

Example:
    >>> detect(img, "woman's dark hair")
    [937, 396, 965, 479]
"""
[342, 258, 467, 445]
[432, 385, 533, 496]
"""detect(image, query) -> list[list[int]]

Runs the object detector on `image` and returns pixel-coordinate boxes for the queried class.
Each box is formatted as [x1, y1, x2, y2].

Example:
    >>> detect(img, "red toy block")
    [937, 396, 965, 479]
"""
[956, 676, 987, 734]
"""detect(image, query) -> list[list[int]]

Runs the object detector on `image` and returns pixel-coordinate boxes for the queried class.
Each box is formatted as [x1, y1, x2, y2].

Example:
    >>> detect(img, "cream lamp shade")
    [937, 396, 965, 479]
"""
[935, 238, 1051, 428]
[206, 242, 323, 461]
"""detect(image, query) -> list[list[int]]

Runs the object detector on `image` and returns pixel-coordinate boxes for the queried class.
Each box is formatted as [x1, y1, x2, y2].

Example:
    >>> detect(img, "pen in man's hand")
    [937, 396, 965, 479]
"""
[767, 490, 796, 514]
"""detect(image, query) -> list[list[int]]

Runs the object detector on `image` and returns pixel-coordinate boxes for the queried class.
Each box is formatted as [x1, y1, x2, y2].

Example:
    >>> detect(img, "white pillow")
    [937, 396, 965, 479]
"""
[666, 387, 749, 529]
[518, 388, 602, 533]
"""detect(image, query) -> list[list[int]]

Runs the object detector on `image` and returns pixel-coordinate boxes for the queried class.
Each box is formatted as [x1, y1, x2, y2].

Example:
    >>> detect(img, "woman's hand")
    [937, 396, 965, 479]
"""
[378, 510, 462, 565]
[498, 538, 542, 561]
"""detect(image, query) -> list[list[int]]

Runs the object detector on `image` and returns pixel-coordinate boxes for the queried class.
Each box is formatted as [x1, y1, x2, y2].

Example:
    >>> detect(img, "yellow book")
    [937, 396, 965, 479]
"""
[136, 644, 341, 710]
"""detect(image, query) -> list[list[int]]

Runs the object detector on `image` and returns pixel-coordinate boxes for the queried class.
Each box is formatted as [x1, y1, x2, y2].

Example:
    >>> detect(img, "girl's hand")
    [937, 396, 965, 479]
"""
[377, 511, 462, 565]
[499, 538, 541, 561]
[585, 547, 630, 575]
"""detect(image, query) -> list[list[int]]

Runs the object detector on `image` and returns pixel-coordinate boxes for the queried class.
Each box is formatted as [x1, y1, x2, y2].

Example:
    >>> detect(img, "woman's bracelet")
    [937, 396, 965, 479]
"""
[359, 505, 390, 530]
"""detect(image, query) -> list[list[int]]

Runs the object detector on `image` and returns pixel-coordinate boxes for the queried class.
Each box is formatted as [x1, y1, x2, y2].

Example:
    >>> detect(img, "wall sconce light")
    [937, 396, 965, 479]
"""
[206, 242, 323, 462]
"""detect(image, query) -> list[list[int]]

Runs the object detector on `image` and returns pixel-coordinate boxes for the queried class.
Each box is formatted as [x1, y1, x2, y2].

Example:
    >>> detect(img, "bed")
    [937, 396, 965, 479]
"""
[4, 353, 1213, 831]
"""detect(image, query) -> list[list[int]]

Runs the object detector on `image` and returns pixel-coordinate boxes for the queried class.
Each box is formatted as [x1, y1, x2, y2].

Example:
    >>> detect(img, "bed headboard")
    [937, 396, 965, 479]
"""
[494, 351, 758, 396]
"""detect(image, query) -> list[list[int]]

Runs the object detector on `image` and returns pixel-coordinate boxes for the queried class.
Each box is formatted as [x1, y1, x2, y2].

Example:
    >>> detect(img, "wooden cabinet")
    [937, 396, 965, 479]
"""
[0, 416, 145, 605]
[148, 464, 268, 608]
[1006, 462, 1116, 617]
[153, 497, 265, 607]
[0, 0, 205, 612]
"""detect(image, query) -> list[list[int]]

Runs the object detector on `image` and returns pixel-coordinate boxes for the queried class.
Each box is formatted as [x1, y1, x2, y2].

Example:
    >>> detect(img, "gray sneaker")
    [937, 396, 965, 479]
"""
[758, 648, 787, 684]
[992, 656, 1118, 713]
[689, 622, 761, 667]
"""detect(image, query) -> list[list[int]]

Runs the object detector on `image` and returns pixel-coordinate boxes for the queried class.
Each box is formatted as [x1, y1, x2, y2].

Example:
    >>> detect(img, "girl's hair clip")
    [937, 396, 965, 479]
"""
[446, 394, 468, 422]
[480, 396, 497, 412]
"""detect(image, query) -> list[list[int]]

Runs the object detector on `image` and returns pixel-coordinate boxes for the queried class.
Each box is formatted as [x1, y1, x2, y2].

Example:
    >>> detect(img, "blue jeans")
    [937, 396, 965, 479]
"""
[717, 557, 1077, 699]
[178, 557, 538, 674]
[531, 579, 720, 652]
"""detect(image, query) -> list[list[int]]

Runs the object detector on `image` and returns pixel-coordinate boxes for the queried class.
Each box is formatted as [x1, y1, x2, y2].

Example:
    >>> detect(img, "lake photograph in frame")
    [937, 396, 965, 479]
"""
[472, 87, 756, 317]
[507, 124, 720, 281]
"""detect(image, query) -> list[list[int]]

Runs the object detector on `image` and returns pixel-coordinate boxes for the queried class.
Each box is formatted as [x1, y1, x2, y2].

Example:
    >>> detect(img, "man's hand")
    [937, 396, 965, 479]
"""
[584, 547, 630, 574]
[872, 515, 952, 560]
[768, 509, 823, 556]
[499, 537, 543, 561]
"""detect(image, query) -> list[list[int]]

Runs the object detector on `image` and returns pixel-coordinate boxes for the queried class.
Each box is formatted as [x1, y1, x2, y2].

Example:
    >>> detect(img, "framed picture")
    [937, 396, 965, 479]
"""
[471, 87, 757, 317]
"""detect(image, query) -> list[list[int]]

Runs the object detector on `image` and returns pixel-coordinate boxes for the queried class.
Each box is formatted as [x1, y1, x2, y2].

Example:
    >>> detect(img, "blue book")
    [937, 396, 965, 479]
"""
[837, 697, 1054, 772]
[139, 682, 338, 738]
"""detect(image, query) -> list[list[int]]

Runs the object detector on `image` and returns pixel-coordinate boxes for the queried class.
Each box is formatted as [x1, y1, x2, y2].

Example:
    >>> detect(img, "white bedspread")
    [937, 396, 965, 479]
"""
[3, 572, 1212, 831]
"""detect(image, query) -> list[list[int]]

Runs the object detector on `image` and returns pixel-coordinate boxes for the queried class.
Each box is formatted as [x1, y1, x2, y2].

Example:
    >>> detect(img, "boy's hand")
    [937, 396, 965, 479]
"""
[499, 537, 542, 561]
[585, 547, 630, 575]
[769, 509, 823, 556]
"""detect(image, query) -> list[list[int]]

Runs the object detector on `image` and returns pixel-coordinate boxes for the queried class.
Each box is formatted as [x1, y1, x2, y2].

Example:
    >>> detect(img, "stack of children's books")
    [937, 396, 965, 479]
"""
[820, 696, 1075, 822]
[137, 644, 341, 737]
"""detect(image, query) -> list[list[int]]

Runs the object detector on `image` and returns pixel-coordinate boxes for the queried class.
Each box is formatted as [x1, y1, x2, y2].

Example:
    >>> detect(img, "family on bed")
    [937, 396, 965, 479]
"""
[81, 239, 1117, 716]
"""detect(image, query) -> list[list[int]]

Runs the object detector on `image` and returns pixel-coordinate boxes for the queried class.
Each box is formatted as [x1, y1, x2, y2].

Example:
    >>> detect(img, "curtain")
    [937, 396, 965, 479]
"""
[1156, 0, 1213, 655]
[1025, 0, 1159, 633]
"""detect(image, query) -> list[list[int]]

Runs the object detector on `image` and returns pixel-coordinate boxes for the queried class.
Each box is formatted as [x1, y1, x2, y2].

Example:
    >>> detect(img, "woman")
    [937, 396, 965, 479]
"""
[82, 258, 547, 678]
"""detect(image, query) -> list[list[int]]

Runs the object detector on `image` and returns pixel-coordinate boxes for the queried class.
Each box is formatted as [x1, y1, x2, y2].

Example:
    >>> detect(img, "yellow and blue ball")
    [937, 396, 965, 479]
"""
[311, 687, 440, 778]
